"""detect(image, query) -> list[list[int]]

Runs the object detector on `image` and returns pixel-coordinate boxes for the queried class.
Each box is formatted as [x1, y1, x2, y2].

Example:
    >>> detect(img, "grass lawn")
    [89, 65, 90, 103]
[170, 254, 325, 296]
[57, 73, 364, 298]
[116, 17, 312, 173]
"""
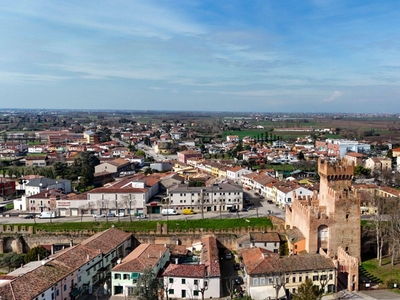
[10, 217, 273, 233]
[362, 256, 400, 289]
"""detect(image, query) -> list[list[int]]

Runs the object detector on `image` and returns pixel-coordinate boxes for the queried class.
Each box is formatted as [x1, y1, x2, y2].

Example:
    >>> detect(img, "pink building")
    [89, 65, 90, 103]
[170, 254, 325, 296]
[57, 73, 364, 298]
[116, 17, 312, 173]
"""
[177, 150, 203, 163]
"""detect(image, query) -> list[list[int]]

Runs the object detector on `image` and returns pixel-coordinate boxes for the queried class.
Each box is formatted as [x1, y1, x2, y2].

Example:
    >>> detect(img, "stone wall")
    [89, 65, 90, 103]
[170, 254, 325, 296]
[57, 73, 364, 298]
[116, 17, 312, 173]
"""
[0, 221, 276, 253]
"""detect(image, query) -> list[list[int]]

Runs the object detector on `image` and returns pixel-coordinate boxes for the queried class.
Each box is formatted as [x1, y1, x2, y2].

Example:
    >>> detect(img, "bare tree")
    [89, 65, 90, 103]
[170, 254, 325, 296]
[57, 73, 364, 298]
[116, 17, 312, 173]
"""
[198, 189, 207, 220]
[121, 194, 137, 222]
[372, 197, 390, 266]
[386, 198, 400, 266]
[272, 271, 290, 300]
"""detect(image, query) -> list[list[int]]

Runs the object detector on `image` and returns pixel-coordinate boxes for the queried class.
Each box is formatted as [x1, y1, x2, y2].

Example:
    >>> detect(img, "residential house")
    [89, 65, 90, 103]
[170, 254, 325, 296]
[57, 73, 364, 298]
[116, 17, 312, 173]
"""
[241, 248, 336, 300]
[285, 227, 307, 255]
[95, 158, 134, 176]
[163, 236, 221, 299]
[226, 166, 252, 183]
[24, 177, 72, 197]
[168, 183, 243, 213]
[87, 174, 160, 216]
[0, 228, 132, 300]
[177, 150, 203, 164]
[344, 152, 364, 166]
[237, 232, 281, 253]
[111, 244, 170, 296]
[226, 135, 239, 142]
[273, 182, 313, 209]
[24, 155, 48, 167]
[364, 157, 392, 174]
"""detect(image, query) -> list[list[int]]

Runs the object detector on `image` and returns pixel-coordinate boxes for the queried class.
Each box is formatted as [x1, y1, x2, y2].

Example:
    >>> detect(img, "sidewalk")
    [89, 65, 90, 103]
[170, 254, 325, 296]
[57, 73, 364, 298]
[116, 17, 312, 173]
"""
[322, 289, 400, 300]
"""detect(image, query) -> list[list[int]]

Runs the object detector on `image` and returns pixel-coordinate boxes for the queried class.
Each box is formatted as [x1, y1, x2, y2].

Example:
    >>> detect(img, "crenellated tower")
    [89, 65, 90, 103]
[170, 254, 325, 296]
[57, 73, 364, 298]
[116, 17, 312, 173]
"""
[285, 158, 360, 291]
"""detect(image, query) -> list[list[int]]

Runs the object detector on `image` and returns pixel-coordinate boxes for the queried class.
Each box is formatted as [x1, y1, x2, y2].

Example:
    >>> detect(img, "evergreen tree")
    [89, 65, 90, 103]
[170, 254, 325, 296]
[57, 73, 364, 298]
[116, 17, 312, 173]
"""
[132, 268, 161, 300]
[292, 278, 322, 300]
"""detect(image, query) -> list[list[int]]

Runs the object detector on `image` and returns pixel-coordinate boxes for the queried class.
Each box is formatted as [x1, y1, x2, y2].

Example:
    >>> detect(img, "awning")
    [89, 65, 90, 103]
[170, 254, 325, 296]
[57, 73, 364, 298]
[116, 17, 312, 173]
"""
[249, 286, 285, 300]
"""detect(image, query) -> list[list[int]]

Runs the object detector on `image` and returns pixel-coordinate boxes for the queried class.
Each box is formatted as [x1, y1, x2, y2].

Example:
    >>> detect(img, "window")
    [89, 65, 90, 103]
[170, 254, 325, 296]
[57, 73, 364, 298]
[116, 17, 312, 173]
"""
[194, 279, 198, 285]
[169, 278, 174, 284]
[292, 277, 296, 283]
[320, 275, 327, 280]
[329, 274, 333, 280]
[123, 274, 130, 280]
[313, 275, 319, 281]
[299, 276, 302, 282]
[194, 290, 199, 296]
[115, 274, 121, 279]
[253, 278, 259, 286]
[286, 277, 289, 283]
[182, 279, 186, 284]
[169, 289, 174, 294]
[268, 277, 274, 284]
[260, 277, 265, 285]
[292, 288, 296, 293]
[63, 284, 66, 291]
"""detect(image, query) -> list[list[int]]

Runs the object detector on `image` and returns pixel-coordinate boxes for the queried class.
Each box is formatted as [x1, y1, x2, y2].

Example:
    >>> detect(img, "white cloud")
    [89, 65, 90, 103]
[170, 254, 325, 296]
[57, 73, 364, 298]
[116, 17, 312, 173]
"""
[324, 90, 343, 102]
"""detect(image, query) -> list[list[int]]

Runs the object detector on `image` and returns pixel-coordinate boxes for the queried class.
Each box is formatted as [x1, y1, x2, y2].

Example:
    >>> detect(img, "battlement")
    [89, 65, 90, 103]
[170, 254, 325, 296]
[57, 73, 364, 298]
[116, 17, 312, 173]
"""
[326, 185, 357, 200]
[318, 158, 354, 180]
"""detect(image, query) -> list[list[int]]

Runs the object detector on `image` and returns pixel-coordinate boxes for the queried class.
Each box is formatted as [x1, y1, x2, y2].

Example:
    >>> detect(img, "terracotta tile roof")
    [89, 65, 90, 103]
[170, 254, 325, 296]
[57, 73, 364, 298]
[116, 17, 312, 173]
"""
[163, 263, 206, 278]
[168, 244, 189, 256]
[285, 228, 306, 243]
[80, 228, 131, 254]
[106, 158, 131, 167]
[250, 232, 281, 243]
[112, 244, 168, 272]
[0, 260, 71, 300]
[201, 236, 220, 278]
[242, 248, 335, 276]
[52, 244, 101, 270]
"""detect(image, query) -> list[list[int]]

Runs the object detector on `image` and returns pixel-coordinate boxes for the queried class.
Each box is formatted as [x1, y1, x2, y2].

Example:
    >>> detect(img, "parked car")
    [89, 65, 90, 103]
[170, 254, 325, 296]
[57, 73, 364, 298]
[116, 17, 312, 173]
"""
[225, 251, 233, 260]
[267, 200, 273, 204]
[229, 207, 238, 213]
[136, 214, 147, 219]
[107, 213, 116, 218]
[93, 214, 105, 218]
[117, 212, 125, 217]
[235, 276, 244, 285]
[23, 215, 34, 219]
[241, 207, 248, 212]
[233, 263, 240, 271]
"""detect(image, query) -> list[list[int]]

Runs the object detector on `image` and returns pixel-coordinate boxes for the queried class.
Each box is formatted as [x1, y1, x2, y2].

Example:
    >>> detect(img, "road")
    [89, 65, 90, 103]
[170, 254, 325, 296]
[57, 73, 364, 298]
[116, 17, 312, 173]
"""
[0, 197, 285, 225]
[137, 143, 177, 161]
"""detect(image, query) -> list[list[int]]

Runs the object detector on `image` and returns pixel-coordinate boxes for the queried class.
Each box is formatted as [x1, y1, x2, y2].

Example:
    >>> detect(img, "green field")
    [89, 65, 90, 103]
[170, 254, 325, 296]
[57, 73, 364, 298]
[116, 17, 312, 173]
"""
[6, 217, 273, 233]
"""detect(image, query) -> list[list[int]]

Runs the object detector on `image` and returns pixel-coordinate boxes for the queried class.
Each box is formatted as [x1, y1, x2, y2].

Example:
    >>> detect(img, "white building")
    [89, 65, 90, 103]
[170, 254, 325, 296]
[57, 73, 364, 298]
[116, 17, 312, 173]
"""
[168, 183, 243, 213]
[111, 244, 170, 296]
[274, 184, 313, 209]
[162, 236, 221, 299]
[226, 166, 252, 182]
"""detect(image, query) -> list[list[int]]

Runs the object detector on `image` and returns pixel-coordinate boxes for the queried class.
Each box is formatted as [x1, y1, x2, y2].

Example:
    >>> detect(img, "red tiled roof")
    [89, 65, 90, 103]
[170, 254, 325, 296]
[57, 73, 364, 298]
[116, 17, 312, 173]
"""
[112, 244, 168, 272]
[162, 264, 206, 278]
[201, 236, 220, 277]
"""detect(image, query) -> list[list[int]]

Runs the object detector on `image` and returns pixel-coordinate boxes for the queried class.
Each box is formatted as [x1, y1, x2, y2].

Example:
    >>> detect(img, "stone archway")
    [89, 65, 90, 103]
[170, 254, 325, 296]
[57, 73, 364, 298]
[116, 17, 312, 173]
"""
[2, 237, 24, 254]
[317, 225, 329, 252]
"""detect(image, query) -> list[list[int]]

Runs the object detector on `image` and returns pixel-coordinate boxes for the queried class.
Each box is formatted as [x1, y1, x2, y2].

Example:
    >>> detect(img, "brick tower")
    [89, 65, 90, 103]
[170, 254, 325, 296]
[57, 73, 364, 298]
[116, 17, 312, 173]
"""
[286, 158, 360, 291]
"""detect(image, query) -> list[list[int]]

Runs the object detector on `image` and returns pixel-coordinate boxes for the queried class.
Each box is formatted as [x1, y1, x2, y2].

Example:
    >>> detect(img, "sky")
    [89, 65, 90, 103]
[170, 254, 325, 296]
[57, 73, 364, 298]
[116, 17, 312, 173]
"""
[1, 0, 400, 113]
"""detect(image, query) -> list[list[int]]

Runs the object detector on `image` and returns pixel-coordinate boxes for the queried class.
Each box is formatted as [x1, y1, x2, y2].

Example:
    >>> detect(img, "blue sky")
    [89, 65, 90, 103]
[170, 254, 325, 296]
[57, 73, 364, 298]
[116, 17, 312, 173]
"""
[1, 0, 400, 113]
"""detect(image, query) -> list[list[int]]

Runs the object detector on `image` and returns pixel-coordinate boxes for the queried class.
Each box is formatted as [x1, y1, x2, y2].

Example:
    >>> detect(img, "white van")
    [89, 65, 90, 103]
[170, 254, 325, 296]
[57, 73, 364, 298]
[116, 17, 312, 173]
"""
[161, 208, 178, 215]
[38, 211, 56, 219]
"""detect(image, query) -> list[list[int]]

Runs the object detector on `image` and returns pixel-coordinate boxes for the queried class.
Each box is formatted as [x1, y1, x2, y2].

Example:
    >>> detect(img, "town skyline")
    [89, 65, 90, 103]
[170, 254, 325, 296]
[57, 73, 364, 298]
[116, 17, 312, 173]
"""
[1, 1, 400, 113]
